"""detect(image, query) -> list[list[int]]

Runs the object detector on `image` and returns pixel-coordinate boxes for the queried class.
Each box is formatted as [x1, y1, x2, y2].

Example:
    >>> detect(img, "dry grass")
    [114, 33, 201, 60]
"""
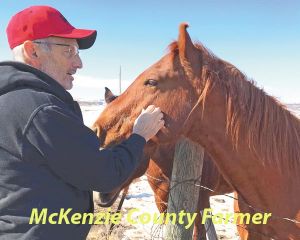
[86, 189, 165, 240]
[86, 193, 127, 240]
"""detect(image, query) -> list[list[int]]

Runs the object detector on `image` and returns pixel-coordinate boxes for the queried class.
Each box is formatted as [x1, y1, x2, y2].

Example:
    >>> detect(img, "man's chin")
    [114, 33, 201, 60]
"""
[64, 78, 73, 90]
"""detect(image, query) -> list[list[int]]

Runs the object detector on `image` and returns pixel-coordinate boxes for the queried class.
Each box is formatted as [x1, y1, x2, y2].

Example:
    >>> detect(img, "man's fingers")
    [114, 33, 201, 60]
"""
[157, 119, 165, 129]
[153, 112, 164, 124]
[133, 105, 165, 142]
[145, 105, 155, 112]
[160, 119, 165, 125]
[158, 113, 163, 120]
[153, 107, 161, 113]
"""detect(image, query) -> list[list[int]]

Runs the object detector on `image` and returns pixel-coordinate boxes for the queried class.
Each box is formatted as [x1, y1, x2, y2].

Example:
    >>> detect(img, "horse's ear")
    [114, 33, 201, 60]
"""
[178, 23, 201, 79]
[105, 87, 118, 103]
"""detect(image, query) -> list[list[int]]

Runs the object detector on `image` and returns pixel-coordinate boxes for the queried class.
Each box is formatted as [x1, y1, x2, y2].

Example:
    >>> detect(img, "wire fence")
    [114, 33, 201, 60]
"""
[143, 172, 299, 240]
[95, 172, 298, 240]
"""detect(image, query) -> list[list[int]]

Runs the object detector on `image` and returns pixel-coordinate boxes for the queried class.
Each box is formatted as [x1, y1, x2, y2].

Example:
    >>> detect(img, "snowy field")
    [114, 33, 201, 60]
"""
[80, 102, 299, 240]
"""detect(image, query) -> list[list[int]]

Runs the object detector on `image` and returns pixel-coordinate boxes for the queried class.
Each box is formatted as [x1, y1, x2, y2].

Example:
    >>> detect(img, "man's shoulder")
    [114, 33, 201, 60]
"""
[1, 87, 66, 111]
[0, 88, 73, 130]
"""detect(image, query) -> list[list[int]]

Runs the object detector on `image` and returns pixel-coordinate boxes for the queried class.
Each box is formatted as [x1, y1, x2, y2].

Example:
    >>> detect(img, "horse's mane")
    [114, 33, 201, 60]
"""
[169, 41, 300, 173]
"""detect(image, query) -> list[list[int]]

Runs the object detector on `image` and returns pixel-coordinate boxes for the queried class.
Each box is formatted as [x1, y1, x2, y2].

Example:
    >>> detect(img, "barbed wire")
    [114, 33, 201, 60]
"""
[144, 198, 276, 240]
[143, 173, 299, 239]
[115, 174, 297, 240]
[145, 173, 300, 225]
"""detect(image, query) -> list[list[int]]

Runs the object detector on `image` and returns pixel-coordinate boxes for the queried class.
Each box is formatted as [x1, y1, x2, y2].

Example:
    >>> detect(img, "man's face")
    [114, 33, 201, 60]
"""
[36, 37, 83, 90]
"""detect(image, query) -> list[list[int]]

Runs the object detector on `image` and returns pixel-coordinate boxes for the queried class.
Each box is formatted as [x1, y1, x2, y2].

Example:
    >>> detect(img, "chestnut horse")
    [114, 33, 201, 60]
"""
[95, 88, 234, 239]
[93, 24, 300, 239]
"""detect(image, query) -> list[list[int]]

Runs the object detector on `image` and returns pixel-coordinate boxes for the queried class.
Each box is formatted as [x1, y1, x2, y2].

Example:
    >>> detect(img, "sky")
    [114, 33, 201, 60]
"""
[0, 0, 299, 103]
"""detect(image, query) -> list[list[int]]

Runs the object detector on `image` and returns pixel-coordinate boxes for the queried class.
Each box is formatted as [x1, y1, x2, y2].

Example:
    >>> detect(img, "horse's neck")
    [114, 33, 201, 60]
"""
[185, 85, 297, 212]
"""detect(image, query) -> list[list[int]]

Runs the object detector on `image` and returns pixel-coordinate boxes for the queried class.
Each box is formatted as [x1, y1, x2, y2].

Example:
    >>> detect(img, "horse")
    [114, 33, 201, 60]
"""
[94, 88, 235, 239]
[93, 24, 300, 239]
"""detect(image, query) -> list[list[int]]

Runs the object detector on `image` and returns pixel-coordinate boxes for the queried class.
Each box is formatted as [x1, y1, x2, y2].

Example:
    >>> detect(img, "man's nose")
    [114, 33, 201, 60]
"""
[73, 55, 83, 69]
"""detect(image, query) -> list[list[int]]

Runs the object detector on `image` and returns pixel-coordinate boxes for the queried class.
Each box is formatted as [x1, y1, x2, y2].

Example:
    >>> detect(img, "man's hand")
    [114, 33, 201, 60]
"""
[133, 105, 165, 142]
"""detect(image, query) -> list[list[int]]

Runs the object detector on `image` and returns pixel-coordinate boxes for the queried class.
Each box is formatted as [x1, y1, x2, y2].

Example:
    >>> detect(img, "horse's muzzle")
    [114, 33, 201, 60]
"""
[96, 189, 122, 207]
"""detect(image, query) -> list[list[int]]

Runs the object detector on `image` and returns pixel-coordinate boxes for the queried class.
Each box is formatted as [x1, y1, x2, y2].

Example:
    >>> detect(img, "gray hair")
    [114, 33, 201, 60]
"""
[12, 38, 51, 63]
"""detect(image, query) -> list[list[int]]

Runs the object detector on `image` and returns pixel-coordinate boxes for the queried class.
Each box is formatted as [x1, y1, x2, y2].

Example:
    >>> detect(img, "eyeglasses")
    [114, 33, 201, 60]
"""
[33, 41, 79, 58]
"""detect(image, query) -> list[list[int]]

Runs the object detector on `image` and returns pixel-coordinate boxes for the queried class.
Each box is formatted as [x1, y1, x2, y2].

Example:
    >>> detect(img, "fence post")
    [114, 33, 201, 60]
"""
[165, 137, 205, 239]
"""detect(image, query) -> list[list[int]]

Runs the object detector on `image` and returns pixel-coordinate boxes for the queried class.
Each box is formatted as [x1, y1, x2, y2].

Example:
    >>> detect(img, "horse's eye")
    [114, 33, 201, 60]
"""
[144, 79, 158, 86]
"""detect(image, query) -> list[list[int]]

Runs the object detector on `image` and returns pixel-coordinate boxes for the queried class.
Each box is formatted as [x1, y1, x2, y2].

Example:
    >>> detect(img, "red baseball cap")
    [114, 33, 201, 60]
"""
[6, 5, 97, 49]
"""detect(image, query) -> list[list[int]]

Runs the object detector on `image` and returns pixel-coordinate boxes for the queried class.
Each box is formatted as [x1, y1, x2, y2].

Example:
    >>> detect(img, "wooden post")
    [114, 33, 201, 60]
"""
[165, 137, 205, 240]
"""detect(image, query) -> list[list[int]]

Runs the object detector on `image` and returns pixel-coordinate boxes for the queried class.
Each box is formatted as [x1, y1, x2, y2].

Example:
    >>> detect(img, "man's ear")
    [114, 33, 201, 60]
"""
[22, 40, 40, 66]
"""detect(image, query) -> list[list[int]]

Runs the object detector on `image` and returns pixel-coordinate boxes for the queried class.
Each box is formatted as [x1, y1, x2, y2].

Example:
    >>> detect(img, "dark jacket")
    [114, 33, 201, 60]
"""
[0, 61, 146, 239]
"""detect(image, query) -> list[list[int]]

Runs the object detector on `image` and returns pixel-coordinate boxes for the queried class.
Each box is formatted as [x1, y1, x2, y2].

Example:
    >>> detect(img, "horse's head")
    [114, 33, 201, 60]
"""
[94, 23, 211, 147]
[93, 23, 217, 206]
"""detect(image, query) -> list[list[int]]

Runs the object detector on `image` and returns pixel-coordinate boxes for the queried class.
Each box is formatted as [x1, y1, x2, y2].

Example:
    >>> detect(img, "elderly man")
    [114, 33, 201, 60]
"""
[0, 5, 164, 239]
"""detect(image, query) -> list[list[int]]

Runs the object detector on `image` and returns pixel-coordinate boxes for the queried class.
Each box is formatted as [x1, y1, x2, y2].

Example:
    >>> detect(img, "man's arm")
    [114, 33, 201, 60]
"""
[23, 104, 147, 193]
